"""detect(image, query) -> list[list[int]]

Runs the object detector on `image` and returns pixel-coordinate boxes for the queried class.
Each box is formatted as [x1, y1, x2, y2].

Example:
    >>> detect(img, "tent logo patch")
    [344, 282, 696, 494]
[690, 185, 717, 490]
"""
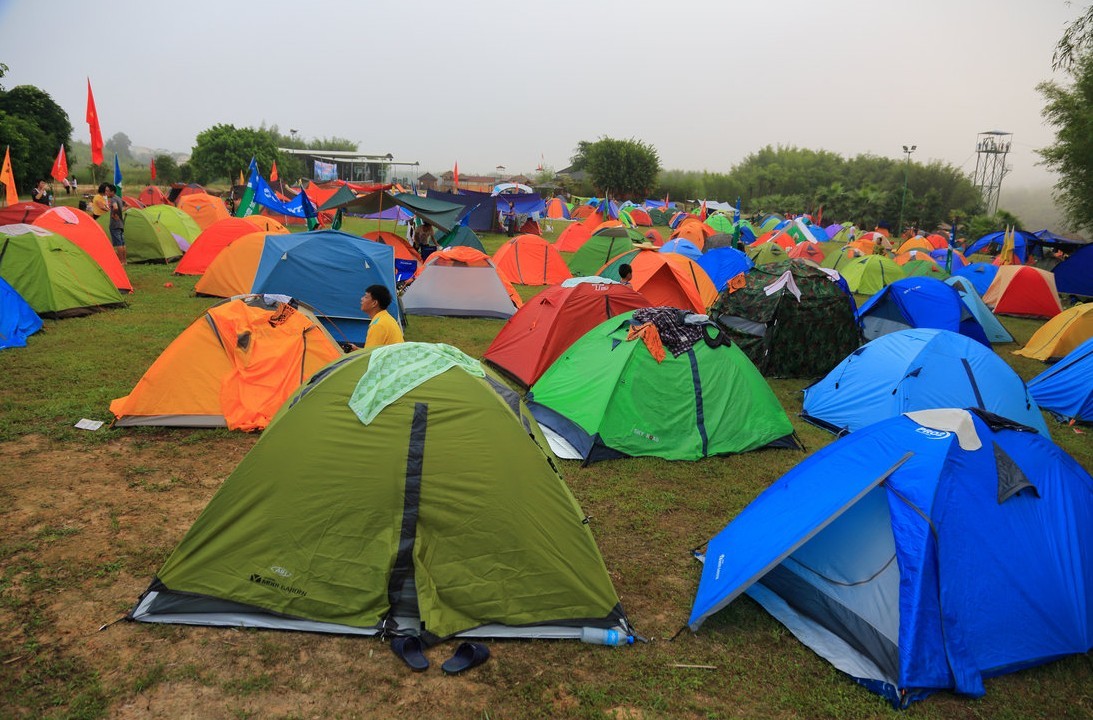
[633, 428, 660, 443]
[270, 566, 293, 578]
[250, 573, 307, 597]
[915, 427, 952, 440]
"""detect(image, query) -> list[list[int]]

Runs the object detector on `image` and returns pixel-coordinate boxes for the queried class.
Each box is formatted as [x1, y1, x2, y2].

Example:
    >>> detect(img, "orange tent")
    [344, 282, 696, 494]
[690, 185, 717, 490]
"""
[176, 218, 289, 276]
[33, 206, 133, 292]
[110, 295, 343, 431]
[194, 231, 270, 297]
[242, 215, 288, 233]
[571, 205, 597, 220]
[363, 230, 423, 264]
[555, 220, 596, 252]
[138, 186, 170, 206]
[176, 193, 230, 230]
[599, 248, 717, 313]
[644, 228, 664, 246]
[670, 223, 707, 250]
[627, 208, 653, 227]
[590, 219, 623, 235]
[492, 234, 573, 286]
[893, 249, 938, 266]
[767, 232, 797, 250]
[897, 237, 933, 254]
[924, 233, 949, 249]
[749, 230, 776, 247]
[982, 266, 1063, 318]
[545, 197, 570, 219]
[419, 246, 523, 308]
[787, 241, 825, 263]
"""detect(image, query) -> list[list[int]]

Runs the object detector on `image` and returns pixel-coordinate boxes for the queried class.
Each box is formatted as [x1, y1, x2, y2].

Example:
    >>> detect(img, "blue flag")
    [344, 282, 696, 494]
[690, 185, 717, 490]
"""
[734, 196, 741, 224]
[299, 189, 319, 230]
[236, 157, 260, 217]
[113, 153, 123, 194]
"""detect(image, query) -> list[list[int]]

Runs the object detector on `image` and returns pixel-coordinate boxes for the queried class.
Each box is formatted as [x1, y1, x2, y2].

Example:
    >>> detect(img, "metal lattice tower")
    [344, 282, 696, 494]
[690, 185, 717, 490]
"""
[972, 130, 1012, 215]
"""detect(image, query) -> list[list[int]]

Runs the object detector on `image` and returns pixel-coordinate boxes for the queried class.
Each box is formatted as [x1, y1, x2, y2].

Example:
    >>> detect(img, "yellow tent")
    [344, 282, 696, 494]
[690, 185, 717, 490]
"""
[1013, 303, 1093, 361]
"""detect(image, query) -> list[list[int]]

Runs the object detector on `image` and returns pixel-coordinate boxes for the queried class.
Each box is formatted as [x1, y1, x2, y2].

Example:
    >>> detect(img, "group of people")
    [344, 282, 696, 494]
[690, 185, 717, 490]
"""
[87, 183, 127, 264]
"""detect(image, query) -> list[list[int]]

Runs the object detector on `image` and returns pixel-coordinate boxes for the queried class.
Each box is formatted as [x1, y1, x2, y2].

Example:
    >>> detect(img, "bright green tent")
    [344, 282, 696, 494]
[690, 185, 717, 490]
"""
[705, 214, 734, 233]
[902, 258, 950, 280]
[131, 343, 631, 643]
[437, 224, 484, 251]
[99, 205, 198, 263]
[527, 311, 797, 462]
[820, 244, 863, 271]
[568, 234, 636, 277]
[0, 225, 124, 317]
[840, 255, 906, 295]
[747, 242, 788, 265]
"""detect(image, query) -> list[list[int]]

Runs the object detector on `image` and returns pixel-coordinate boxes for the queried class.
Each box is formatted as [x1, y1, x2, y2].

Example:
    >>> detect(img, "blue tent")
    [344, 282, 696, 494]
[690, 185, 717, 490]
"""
[964, 230, 1039, 262]
[952, 262, 998, 296]
[857, 277, 990, 345]
[697, 248, 753, 291]
[0, 275, 42, 350]
[250, 230, 397, 345]
[944, 276, 1014, 343]
[658, 239, 702, 262]
[928, 247, 967, 269]
[1027, 336, 1093, 422]
[1053, 244, 1093, 298]
[801, 328, 1049, 436]
[689, 408, 1093, 707]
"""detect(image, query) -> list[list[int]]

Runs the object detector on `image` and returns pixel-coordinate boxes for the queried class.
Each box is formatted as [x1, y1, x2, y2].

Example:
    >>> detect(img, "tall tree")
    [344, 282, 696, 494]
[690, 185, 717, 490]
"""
[1038, 52, 1093, 233]
[574, 137, 660, 199]
[1054, 4, 1093, 70]
[0, 82, 72, 192]
[189, 124, 279, 184]
[151, 154, 179, 184]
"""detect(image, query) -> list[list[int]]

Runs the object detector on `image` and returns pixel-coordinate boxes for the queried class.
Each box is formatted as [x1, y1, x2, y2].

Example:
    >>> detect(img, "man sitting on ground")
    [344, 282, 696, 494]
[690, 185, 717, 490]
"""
[359, 284, 404, 348]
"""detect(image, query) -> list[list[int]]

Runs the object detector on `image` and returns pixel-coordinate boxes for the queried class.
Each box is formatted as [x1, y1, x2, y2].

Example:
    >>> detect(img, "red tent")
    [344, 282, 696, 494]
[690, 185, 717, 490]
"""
[483, 282, 650, 387]
[0, 201, 47, 225]
[138, 186, 170, 206]
[983, 266, 1063, 318]
[627, 208, 653, 227]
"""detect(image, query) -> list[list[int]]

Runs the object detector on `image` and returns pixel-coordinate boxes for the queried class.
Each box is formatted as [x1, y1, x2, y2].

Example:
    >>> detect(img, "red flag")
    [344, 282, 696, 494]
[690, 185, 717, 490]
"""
[51, 145, 68, 183]
[149, 157, 157, 181]
[700, 200, 707, 220]
[453, 161, 459, 192]
[86, 79, 104, 166]
[270, 160, 279, 182]
[816, 205, 824, 227]
[1, 146, 18, 206]
[664, 192, 669, 210]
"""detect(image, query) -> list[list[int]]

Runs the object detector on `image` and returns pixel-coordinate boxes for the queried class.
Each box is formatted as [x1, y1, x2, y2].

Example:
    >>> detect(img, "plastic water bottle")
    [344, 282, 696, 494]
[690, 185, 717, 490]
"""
[580, 627, 634, 646]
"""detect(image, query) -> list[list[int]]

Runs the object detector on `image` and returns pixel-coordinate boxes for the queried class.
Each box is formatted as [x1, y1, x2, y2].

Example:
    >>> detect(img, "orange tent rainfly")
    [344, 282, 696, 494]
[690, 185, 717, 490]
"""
[193, 231, 271, 297]
[176, 218, 289, 276]
[110, 295, 343, 431]
[33, 206, 133, 292]
[176, 192, 231, 230]
[492, 234, 573, 286]
[598, 247, 717, 313]
[363, 231, 423, 265]
[982, 265, 1063, 319]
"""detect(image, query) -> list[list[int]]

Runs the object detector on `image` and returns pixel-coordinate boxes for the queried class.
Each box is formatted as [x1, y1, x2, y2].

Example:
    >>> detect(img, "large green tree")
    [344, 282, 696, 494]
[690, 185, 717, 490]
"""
[1038, 52, 1093, 233]
[572, 137, 660, 199]
[189, 124, 280, 184]
[1054, 4, 1093, 70]
[152, 153, 180, 184]
[104, 131, 132, 162]
[0, 82, 73, 193]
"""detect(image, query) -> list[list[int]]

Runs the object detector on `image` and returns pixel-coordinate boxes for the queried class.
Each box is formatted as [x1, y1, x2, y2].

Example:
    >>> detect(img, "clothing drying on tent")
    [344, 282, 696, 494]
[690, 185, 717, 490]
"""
[0, 275, 42, 349]
[801, 328, 1049, 436]
[689, 408, 1093, 708]
[697, 247, 753, 291]
[982, 265, 1062, 318]
[130, 342, 633, 645]
[250, 230, 399, 345]
[597, 248, 718, 313]
[1012, 303, 1093, 361]
[0, 224, 125, 317]
[33, 206, 132, 292]
[1027, 336, 1093, 423]
[943, 276, 1014, 343]
[527, 308, 798, 463]
[491, 234, 572, 286]
[709, 260, 861, 378]
[402, 246, 522, 319]
[839, 255, 905, 295]
[483, 281, 650, 387]
[176, 218, 290, 276]
[193, 232, 271, 298]
[176, 192, 231, 230]
[111, 295, 343, 430]
[857, 277, 990, 346]
[1053, 244, 1093, 297]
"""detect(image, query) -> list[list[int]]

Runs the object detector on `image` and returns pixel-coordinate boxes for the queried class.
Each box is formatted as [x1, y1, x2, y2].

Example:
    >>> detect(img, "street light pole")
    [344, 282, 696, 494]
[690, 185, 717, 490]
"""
[897, 144, 917, 237]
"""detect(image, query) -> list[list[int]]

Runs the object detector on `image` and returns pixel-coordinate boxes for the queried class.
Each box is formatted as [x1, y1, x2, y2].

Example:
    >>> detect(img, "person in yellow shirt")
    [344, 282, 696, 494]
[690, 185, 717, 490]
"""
[359, 284, 404, 348]
[90, 183, 110, 219]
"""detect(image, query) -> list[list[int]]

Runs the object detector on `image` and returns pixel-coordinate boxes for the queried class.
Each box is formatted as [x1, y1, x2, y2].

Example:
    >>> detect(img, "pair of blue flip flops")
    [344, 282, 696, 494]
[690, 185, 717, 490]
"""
[391, 636, 490, 675]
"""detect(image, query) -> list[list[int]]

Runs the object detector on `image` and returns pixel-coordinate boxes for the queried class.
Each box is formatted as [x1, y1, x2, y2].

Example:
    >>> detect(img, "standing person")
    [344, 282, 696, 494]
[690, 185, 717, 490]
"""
[71, 175, 78, 197]
[358, 284, 404, 348]
[90, 183, 110, 219]
[62, 176, 71, 195]
[32, 180, 52, 206]
[105, 184, 126, 264]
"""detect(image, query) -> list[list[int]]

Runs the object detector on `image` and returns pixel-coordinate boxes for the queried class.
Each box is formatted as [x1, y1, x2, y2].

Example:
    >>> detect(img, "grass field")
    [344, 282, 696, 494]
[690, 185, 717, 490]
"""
[1, 212, 1091, 719]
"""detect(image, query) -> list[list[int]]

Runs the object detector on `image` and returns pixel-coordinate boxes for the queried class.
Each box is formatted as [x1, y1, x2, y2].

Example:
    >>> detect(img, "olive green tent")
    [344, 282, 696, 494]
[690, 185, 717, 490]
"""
[527, 309, 798, 463]
[0, 224, 124, 317]
[130, 343, 631, 644]
[568, 234, 636, 277]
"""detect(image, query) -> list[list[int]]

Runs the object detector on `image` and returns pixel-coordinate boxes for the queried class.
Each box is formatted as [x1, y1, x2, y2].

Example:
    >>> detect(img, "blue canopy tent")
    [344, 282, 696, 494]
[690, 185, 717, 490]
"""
[856, 277, 990, 346]
[0, 275, 42, 350]
[800, 328, 1049, 436]
[250, 230, 397, 345]
[951, 262, 998, 296]
[696, 248, 753, 291]
[964, 230, 1039, 262]
[944, 276, 1014, 343]
[1053, 244, 1093, 298]
[689, 408, 1093, 707]
[1027, 336, 1093, 423]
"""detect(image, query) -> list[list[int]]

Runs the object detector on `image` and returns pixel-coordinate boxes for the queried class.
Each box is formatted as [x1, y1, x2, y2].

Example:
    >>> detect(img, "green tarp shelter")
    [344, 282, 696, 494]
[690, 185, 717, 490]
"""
[330, 191, 468, 233]
[0, 224, 124, 317]
[527, 310, 798, 463]
[130, 343, 631, 644]
[437, 225, 485, 252]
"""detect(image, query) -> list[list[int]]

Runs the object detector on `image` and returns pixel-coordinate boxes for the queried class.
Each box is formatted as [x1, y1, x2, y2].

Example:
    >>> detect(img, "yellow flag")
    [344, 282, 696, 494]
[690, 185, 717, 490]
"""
[237, 170, 245, 187]
[0, 146, 18, 206]
[999, 225, 1016, 265]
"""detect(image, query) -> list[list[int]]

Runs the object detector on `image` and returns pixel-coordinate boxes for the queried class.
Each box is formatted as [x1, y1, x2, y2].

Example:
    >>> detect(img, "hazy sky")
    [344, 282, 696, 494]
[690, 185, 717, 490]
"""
[0, 0, 1081, 187]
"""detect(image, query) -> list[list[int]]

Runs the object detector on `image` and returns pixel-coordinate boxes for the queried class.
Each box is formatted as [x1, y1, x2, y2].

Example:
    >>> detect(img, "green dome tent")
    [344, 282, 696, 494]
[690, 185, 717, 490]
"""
[568, 234, 638, 277]
[840, 255, 906, 295]
[0, 224, 124, 317]
[527, 309, 798, 463]
[747, 242, 788, 265]
[99, 205, 199, 263]
[131, 343, 632, 644]
[437, 224, 485, 252]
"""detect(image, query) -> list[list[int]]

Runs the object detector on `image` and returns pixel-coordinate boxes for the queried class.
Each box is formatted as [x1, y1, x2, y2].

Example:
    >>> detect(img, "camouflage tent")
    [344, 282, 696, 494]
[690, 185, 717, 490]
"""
[709, 260, 862, 378]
